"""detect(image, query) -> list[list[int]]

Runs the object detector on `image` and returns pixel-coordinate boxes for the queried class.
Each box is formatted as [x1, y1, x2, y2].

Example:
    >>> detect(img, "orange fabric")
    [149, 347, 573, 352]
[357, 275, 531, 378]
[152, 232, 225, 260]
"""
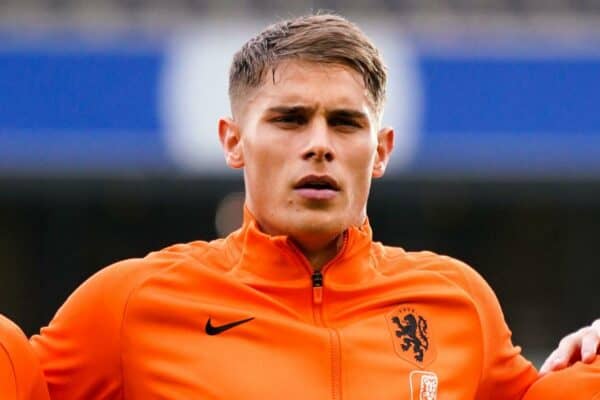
[0, 315, 50, 400]
[31, 209, 537, 399]
[523, 360, 600, 400]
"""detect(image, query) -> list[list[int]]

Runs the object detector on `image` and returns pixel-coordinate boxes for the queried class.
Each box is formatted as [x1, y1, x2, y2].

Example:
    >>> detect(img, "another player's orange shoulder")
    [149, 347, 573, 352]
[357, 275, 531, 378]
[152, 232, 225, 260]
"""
[0, 315, 49, 400]
[524, 360, 600, 400]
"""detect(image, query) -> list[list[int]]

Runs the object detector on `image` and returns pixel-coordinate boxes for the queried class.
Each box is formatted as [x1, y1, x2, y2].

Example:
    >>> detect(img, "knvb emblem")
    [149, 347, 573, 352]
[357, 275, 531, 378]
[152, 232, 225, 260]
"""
[409, 371, 438, 400]
[392, 312, 429, 362]
[387, 306, 436, 367]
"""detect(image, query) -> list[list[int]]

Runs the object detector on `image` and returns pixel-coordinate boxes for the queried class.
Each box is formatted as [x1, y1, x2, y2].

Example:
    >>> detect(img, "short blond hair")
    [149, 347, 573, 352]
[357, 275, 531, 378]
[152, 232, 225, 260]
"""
[229, 13, 387, 115]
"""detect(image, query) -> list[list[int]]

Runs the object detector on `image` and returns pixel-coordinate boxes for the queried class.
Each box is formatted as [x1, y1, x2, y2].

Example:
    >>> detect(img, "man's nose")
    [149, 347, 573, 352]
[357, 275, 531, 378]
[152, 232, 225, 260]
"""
[302, 120, 335, 162]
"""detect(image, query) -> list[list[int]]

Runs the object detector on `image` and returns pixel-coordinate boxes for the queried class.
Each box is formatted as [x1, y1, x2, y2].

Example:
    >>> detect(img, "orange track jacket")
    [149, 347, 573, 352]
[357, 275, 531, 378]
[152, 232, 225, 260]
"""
[31, 210, 537, 399]
[523, 360, 600, 400]
[0, 315, 50, 400]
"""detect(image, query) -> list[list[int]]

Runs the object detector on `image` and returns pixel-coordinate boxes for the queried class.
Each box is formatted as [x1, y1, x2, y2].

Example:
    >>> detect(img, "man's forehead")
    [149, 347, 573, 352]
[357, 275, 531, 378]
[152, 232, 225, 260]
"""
[270, 60, 361, 82]
[233, 60, 380, 121]
[255, 62, 373, 111]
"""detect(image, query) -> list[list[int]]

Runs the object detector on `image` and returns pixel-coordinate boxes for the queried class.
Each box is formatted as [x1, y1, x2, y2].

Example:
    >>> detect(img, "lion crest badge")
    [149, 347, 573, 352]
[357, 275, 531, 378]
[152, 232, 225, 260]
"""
[387, 306, 436, 367]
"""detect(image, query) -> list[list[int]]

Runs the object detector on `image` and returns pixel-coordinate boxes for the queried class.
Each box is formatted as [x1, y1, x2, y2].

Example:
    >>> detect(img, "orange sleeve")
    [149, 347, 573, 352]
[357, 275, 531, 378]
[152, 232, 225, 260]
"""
[523, 360, 600, 400]
[457, 261, 538, 399]
[0, 315, 50, 400]
[29, 259, 147, 400]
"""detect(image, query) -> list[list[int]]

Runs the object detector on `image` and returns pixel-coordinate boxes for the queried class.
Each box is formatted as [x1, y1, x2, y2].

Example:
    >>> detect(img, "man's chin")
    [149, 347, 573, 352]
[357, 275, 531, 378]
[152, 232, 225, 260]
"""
[285, 213, 347, 239]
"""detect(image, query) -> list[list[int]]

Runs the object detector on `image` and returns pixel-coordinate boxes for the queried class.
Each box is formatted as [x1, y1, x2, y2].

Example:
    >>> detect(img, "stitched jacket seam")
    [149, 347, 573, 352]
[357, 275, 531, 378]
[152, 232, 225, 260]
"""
[119, 249, 213, 400]
[0, 341, 18, 399]
[456, 265, 486, 398]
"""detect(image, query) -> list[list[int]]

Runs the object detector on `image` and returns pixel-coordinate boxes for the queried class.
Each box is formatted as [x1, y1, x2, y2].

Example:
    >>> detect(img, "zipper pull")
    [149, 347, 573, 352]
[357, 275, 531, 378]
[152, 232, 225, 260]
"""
[312, 270, 323, 304]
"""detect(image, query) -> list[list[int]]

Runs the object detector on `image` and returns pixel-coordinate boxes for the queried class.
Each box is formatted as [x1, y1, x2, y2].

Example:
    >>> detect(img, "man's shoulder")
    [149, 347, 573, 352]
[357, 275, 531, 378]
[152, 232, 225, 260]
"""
[374, 244, 507, 331]
[31, 238, 232, 351]
[148, 237, 231, 267]
[374, 243, 488, 295]
[84, 237, 231, 291]
[375, 243, 472, 275]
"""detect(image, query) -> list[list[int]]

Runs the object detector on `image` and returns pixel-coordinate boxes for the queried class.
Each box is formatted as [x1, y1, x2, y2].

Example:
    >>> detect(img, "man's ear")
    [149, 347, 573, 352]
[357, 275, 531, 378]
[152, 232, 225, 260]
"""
[218, 117, 244, 169]
[372, 127, 394, 178]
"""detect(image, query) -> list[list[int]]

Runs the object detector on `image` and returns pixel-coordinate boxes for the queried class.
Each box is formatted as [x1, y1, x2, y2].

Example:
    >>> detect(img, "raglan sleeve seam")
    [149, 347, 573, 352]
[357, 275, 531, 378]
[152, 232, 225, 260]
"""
[118, 268, 156, 400]
[102, 263, 150, 400]
[453, 261, 488, 395]
[0, 340, 18, 399]
[119, 284, 134, 400]
[452, 257, 537, 399]
[117, 254, 206, 400]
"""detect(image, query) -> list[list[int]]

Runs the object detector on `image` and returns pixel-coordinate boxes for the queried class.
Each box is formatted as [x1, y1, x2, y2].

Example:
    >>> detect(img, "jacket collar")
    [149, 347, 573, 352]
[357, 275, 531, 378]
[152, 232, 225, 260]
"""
[225, 207, 376, 286]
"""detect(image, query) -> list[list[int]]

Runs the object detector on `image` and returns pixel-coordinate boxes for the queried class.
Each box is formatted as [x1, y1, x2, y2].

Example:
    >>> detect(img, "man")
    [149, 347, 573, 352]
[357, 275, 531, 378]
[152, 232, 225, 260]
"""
[0, 315, 49, 400]
[26, 13, 598, 399]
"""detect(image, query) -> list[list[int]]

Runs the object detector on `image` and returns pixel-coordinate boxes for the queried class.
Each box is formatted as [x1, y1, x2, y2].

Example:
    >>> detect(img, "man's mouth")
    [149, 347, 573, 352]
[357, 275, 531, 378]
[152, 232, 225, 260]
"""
[293, 175, 340, 200]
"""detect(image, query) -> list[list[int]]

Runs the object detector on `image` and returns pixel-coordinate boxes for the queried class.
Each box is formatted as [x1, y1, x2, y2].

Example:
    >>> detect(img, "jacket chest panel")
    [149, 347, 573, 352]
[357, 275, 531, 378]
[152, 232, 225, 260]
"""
[122, 307, 333, 399]
[339, 300, 483, 400]
[121, 288, 483, 400]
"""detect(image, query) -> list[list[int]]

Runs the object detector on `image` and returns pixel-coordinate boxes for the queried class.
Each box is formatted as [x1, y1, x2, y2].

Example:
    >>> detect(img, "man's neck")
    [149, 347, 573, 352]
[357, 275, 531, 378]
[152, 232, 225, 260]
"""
[292, 234, 345, 271]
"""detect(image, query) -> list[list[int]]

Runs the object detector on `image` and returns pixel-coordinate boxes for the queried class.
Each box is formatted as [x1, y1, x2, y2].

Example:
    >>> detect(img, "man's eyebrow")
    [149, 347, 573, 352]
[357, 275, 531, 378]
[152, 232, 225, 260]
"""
[264, 106, 369, 122]
[327, 109, 369, 121]
[265, 106, 314, 114]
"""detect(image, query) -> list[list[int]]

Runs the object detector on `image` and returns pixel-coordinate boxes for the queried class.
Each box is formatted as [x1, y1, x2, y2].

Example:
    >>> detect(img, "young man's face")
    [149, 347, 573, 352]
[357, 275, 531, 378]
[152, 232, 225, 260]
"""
[220, 60, 393, 246]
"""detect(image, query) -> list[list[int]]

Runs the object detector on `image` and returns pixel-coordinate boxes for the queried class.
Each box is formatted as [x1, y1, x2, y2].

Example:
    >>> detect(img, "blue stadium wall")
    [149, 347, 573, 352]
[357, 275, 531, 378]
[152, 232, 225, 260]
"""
[0, 25, 599, 178]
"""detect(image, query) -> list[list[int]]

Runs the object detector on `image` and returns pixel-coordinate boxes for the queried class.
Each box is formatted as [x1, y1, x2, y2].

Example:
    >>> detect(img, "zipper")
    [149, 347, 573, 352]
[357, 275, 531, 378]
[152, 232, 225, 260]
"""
[311, 269, 342, 400]
[285, 231, 349, 316]
[286, 232, 349, 400]
[312, 270, 323, 306]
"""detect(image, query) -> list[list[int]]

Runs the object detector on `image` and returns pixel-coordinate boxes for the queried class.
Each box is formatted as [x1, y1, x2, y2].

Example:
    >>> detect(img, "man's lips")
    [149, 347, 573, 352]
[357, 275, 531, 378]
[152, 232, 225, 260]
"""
[293, 174, 340, 200]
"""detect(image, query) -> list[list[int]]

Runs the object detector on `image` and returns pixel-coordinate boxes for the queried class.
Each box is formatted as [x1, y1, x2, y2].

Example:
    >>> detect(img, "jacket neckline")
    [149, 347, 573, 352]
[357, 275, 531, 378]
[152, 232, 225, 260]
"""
[225, 206, 376, 286]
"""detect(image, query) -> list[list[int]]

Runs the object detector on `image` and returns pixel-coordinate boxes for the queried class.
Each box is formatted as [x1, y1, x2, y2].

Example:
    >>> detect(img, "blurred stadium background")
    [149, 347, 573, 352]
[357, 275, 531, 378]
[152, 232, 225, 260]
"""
[1, 0, 600, 367]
